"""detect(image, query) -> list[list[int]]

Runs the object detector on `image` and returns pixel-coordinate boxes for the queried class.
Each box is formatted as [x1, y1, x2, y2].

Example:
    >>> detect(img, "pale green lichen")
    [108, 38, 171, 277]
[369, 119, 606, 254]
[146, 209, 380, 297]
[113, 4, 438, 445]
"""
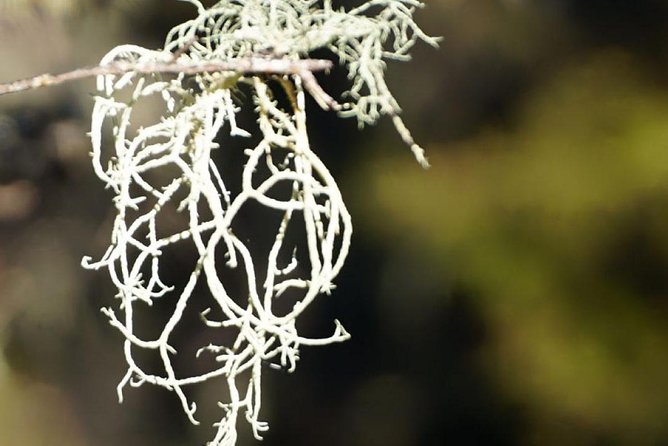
[84, 2, 436, 445]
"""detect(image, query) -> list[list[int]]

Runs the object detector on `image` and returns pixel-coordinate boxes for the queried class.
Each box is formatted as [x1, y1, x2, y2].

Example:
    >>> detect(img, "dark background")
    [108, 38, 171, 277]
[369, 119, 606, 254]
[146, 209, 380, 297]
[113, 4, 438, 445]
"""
[3, 1, 668, 445]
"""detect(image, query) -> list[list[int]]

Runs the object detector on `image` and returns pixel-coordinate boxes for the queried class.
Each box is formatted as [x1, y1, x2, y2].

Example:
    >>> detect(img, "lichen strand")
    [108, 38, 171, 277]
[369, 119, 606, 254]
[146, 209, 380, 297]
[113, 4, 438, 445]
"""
[83, 1, 435, 445]
[165, 0, 438, 165]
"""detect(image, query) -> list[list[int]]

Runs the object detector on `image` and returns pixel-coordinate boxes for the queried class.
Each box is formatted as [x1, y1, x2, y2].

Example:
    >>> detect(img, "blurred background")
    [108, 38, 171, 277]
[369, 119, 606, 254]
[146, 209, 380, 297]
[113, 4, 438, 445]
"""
[2, 0, 668, 445]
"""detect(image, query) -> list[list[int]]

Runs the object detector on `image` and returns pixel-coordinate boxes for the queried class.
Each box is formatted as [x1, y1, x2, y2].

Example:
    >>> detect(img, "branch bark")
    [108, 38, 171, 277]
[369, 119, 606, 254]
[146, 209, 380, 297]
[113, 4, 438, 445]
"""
[0, 58, 334, 97]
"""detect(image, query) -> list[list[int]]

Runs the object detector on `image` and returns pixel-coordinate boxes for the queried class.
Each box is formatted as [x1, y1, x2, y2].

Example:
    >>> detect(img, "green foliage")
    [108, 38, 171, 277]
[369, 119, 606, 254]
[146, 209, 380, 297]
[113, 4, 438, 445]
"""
[360, 52, 668, 443]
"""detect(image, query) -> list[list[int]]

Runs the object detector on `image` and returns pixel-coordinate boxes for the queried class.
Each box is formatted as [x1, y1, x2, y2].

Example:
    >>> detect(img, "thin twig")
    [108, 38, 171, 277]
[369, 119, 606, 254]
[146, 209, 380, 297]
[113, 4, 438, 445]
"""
[0, 58, 334, 97]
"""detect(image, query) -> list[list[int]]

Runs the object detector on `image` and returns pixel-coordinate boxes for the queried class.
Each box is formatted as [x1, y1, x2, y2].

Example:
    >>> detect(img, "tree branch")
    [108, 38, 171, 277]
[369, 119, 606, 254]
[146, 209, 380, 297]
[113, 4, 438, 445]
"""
[0, 58, 334, 97]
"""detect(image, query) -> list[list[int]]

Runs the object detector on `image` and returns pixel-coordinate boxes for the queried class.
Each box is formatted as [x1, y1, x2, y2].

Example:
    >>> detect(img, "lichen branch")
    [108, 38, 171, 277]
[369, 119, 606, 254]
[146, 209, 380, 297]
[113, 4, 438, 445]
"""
[79, 1, 436, 445]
